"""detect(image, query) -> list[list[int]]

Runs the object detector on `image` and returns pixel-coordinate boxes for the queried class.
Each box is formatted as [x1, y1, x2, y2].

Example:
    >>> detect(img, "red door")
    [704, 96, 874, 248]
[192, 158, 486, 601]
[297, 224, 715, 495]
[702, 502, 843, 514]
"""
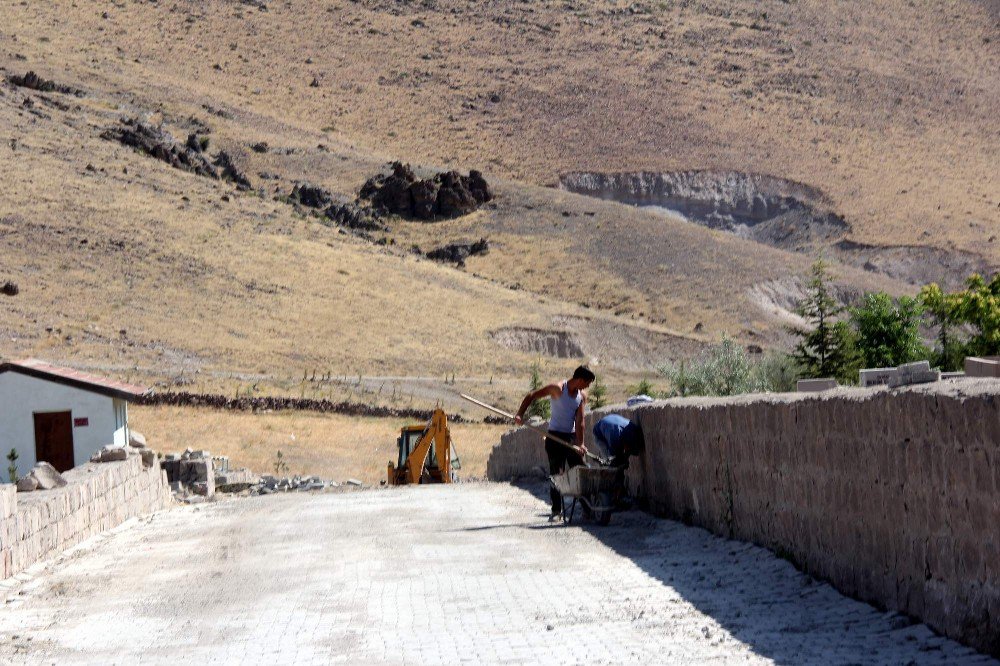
[33, 411, 75, 472]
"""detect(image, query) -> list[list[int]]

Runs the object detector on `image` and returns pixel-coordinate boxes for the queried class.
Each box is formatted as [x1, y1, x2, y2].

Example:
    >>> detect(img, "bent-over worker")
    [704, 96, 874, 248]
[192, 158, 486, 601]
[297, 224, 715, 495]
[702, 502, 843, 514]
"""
[592, 414, 644, 468]
[514, 365, 595, 517]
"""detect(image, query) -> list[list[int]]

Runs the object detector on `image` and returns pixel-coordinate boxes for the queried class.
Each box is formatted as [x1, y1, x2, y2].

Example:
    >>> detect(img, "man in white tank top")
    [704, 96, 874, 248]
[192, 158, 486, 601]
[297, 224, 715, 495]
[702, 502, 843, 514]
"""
[515, 365, 595, 517]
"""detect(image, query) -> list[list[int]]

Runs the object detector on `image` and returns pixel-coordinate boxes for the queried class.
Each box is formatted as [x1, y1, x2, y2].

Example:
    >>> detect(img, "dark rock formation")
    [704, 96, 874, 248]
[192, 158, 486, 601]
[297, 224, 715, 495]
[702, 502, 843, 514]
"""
[359, 162, 493, 220]
[324, 202, 389, 233]
[214, 151, 252, 190]
[101, 119, 218, 178]
[0, 281, 18, 296]
[426, 238, 490, 267]
[289, 182, 333, 209]
[7, 71, 83, 96]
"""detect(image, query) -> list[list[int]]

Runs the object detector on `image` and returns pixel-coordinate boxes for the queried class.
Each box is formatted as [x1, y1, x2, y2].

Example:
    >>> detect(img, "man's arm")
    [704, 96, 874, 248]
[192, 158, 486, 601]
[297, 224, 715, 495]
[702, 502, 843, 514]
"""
[574, 393, 587, 450]
[514, 383, 561, 425]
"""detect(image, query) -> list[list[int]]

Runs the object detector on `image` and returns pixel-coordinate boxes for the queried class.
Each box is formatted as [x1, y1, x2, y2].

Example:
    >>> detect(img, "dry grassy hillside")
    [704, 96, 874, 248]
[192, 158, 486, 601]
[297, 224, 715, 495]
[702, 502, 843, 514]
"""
[8, 0, 993, 254]
[0, 0, 996, 408]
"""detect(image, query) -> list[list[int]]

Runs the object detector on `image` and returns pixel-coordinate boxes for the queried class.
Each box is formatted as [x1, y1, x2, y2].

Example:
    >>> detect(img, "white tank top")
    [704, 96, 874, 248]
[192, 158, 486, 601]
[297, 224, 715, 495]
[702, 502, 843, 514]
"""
[549, 382, 582, 433]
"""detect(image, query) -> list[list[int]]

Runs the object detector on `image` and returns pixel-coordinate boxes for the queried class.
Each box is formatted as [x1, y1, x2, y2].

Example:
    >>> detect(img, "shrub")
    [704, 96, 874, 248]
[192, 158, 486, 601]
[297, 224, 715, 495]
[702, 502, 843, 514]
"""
[850, 292, 927, 368]
[659, 337, 799, 397]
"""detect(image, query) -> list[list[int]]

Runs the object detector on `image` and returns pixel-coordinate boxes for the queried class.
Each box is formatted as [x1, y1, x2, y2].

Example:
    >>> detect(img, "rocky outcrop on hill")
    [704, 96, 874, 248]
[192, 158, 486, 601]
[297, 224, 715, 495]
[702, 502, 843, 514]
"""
[359, 162, 492, 220]
[426, 238, 490, 266]
[290, 182, 334, 208]
[102, 119, 253, 189]
[102, 118, 218, 178]
[214, 151, 252, 190]
[288, 183, 389, 233]
[324, 202, 388, 233]
[7, 71, 84, 96]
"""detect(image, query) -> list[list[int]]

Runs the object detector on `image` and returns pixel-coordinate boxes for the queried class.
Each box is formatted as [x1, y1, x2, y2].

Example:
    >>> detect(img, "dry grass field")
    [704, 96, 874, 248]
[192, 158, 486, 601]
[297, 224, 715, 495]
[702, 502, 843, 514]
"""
[0, 0, 996, 475]
[131, 405, 512, 484]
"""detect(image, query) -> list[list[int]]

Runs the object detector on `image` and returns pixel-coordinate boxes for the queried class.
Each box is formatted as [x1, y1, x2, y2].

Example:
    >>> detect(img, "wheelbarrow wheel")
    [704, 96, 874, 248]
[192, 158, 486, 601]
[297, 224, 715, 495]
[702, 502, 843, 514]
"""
[593, 491, 612, 526]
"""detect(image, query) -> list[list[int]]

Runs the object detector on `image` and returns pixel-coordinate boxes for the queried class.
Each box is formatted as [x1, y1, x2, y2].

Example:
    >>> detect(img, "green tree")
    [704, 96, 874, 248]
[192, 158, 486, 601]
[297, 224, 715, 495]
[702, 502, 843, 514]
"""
[957, 273, 1000, 356]
[526, 361, 551, 420]
[792, 259, 859, 382]
[920, 282, 966, 371]
[589, 375, 608, 409]
[850, 292, 927, 368]
[627, 377, 657, 398]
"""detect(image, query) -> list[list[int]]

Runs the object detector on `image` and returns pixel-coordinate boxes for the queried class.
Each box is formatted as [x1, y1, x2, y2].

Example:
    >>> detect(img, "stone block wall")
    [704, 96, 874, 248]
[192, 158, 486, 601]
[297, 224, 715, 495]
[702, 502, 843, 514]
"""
[485, 380, 1000, 656]
[485, 426, 549, 481]
[0, 456, 172, 580]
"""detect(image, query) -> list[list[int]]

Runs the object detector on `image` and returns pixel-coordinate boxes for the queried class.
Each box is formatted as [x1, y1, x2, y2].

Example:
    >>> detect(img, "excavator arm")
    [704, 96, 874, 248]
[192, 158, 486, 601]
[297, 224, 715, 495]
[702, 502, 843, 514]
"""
[390, 408, 453, 485]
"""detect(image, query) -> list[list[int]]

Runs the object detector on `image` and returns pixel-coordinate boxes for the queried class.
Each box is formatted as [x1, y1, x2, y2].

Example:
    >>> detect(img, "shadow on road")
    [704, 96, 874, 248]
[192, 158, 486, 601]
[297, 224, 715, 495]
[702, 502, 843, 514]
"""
[506, 480, 993, 665]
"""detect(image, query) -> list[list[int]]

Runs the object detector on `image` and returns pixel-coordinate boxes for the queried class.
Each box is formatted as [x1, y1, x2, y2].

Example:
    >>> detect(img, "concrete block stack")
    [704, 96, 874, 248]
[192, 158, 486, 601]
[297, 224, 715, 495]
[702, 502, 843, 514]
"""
[888, 360, 941, 388]
[0, 456, 172, 580]
[796, 378, 838, 392]
[161, 450, 215, 497]
[965, 356, 1000, 378]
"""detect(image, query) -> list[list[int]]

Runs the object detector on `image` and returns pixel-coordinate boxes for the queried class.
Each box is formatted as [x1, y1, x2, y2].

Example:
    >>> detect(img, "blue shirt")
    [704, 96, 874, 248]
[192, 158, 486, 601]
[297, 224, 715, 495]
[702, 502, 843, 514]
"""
[592, 415, 642, 458]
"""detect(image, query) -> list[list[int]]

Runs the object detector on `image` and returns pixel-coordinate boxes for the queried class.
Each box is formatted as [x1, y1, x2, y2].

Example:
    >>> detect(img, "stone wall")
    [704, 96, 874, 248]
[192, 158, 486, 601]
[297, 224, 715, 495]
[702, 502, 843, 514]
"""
[485, 426, 549, 481]
[485, 380, 1000, 656]
[1, 456, 172, 579]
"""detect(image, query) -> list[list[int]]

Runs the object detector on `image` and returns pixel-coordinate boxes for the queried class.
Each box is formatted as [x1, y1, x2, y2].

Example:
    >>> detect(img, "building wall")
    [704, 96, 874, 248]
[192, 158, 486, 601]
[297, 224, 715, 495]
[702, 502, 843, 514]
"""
[485, 380, 1000, 657]
[0, 456, 172, 579]
[0, 373, 123, 476]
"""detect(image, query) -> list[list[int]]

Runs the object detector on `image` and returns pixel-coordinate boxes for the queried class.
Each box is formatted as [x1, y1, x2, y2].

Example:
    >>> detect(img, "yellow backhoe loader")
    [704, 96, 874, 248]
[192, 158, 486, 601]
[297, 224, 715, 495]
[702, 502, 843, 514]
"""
[387, 408, 461, 485]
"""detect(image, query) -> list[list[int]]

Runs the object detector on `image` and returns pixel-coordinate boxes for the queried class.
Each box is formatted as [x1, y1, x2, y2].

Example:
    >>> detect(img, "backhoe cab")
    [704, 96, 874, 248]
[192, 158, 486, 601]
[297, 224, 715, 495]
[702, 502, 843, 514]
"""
[387, 408, 460, 485]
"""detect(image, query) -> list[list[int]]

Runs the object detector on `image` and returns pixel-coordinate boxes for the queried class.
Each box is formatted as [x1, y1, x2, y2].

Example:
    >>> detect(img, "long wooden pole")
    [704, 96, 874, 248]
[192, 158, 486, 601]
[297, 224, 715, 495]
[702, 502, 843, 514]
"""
[460, 393, 603, 463]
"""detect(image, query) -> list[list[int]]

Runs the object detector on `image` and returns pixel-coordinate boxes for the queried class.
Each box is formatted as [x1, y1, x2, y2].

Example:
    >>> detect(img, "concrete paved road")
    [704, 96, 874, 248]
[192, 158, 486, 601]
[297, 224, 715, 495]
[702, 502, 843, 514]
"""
[0, 483, 994, 665]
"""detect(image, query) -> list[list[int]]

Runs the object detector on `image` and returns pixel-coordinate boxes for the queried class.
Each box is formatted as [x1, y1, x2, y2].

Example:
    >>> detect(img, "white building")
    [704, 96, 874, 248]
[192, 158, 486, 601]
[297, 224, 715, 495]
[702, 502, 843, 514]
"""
[0, 359, 147, 477]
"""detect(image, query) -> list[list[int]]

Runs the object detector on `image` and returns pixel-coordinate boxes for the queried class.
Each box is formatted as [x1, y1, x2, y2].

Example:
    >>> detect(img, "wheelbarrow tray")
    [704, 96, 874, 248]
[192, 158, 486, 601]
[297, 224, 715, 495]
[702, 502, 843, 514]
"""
[551, 465, 620, 499]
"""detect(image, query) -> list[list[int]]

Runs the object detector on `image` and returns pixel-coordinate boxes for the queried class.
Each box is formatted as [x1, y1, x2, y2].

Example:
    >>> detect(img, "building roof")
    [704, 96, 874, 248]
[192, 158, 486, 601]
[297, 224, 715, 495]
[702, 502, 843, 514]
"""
[0, 359, 148, 400]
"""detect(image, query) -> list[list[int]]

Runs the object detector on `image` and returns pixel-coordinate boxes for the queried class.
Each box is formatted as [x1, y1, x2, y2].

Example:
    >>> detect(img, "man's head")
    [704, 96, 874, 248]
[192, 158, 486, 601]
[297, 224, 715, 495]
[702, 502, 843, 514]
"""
[568, 365, 596, 391]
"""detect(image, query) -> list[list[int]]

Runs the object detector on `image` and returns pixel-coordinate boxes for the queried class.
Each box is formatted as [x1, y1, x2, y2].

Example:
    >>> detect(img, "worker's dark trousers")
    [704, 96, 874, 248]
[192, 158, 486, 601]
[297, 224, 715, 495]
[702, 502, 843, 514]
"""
[545, 432, 584, 513]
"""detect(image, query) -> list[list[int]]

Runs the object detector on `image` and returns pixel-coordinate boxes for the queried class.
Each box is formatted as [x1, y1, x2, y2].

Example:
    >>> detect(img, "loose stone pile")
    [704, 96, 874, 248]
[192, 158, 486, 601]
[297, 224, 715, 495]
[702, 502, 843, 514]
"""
[158, 447, 357, 502]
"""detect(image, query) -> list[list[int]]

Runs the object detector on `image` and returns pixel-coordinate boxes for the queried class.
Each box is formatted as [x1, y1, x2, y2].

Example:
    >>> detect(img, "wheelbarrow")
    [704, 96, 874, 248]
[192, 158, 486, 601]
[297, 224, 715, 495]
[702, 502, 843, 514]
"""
[550, 464, 621, 526]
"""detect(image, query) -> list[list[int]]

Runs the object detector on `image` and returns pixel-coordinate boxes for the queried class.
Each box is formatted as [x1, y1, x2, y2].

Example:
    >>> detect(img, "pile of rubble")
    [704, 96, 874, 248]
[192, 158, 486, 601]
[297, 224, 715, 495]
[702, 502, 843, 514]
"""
[249, 475, 361, 496]
[90, 431, 157, 467]
[158, 447, 361, 503]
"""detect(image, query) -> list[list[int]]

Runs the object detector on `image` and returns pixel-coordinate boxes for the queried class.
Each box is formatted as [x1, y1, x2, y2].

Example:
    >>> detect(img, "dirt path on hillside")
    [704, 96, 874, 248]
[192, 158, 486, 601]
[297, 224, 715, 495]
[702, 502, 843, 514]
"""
[0, 484, 993, 664]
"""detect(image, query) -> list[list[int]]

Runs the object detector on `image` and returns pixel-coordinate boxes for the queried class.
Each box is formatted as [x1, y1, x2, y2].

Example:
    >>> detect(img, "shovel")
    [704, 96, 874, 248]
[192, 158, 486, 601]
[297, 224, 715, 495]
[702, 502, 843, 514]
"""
[460, 393, 606, 465]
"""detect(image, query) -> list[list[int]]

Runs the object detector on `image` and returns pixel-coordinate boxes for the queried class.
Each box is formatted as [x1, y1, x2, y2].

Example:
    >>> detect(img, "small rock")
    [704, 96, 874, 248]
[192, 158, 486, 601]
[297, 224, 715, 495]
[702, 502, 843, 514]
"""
[0, 282, 18, 297]
[90, 445, 128, 463]
[128, 431, 147, 448]
[28, 461, 68, 489]
[16, 476, 38, 492]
